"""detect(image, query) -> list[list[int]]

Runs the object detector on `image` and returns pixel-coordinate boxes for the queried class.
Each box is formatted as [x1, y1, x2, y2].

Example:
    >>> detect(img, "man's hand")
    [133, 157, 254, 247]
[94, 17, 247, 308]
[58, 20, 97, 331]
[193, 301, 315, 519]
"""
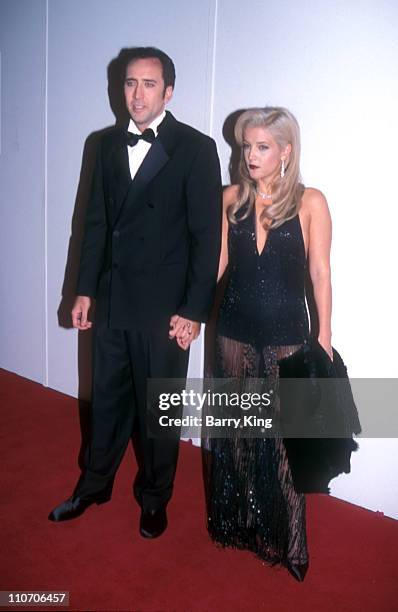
[71, 296, 93, 330]
[169, 315, 200, 351]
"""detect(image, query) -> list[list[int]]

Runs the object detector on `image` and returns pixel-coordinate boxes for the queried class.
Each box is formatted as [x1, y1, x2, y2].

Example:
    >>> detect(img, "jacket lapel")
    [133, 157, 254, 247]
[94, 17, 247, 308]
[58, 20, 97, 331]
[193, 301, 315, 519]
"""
[112, 112, 179, 226]
[108, 132, 132, 224]
[130, 136, 170, 200]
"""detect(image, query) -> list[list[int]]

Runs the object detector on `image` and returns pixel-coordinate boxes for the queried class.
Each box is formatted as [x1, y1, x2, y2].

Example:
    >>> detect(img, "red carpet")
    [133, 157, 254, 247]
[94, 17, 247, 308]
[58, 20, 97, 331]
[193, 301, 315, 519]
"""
[0, 368, 397, 611]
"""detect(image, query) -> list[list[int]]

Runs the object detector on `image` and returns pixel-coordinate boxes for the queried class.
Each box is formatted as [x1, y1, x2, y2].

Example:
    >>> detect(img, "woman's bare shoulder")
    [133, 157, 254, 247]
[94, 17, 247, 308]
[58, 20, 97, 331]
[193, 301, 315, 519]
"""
[223, 184, 240, 209]
[302, 187, 327, 206]
[301, 187, 329, 215]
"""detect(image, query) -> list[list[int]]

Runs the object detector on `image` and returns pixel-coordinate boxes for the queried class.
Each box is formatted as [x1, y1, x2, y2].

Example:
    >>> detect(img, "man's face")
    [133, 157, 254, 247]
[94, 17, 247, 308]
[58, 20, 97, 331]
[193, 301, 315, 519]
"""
[124, 58, 173, 131]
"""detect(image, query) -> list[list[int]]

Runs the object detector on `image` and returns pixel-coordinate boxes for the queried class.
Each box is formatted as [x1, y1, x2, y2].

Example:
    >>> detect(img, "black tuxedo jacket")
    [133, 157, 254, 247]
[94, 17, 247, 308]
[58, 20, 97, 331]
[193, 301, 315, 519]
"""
[76, 111, 223, 329]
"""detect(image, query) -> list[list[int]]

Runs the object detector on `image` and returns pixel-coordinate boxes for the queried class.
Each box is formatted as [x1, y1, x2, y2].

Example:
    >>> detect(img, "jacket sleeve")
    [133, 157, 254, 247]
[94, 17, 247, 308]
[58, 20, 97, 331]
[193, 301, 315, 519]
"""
[76, 140, 108, 298]
[177, 137, 223, 322]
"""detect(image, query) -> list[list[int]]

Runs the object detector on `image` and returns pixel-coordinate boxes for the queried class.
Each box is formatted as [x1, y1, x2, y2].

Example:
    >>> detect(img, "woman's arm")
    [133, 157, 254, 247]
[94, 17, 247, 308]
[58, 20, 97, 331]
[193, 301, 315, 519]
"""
[217, 185, 239, 282]
[304, 188, 333, 358]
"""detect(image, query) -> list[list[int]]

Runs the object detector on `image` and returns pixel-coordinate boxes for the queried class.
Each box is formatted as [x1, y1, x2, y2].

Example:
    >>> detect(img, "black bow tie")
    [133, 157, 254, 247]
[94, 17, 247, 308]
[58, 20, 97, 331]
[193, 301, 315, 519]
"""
[127, 128, 156, 147]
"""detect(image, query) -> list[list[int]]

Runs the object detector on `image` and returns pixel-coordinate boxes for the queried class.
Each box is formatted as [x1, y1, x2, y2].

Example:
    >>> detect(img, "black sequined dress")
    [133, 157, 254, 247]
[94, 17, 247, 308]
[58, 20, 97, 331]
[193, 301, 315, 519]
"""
[204, 202, 309, 567]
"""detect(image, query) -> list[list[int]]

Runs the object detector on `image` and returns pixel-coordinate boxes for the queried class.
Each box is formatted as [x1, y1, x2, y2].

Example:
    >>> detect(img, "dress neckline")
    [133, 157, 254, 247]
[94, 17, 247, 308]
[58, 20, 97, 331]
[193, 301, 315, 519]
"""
[251, 209, 306, 260]
[253, 206, 272, 257]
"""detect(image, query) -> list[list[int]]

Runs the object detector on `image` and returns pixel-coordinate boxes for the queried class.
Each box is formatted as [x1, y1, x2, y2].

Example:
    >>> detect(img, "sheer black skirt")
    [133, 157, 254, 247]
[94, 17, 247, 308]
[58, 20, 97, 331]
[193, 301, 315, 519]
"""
[202, 334, 309, 567]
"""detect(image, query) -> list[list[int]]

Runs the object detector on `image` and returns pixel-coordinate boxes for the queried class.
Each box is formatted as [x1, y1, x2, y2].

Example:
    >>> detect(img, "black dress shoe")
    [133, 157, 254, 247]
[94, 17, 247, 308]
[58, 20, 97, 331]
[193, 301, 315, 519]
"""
[48, 492, 110, 522]
[139, 507, 167, 538]
[287, 561, 309, 582]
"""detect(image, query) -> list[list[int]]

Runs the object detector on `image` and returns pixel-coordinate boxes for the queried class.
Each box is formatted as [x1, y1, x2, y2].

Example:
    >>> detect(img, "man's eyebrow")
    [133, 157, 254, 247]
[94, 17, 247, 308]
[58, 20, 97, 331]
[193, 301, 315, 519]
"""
[124, 77, 157, 83]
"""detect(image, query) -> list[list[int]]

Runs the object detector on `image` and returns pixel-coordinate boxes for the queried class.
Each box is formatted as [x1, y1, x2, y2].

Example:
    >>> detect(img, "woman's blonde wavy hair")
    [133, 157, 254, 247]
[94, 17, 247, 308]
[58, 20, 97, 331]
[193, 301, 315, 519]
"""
[229, 107, 304, 230]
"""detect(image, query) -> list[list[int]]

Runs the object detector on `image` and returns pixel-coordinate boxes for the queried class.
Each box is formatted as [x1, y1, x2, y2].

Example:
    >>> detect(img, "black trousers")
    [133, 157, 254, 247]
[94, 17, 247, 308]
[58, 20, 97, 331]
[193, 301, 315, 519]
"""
[75, 325, 190, 511]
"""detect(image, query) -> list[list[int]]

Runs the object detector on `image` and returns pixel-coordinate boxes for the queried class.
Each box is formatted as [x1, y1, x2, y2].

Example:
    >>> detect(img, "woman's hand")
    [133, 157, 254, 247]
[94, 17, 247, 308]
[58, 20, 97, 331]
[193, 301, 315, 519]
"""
[169, 315, 200, 350]
[304, 188, 333, 363]
[318, 334, 333, 361]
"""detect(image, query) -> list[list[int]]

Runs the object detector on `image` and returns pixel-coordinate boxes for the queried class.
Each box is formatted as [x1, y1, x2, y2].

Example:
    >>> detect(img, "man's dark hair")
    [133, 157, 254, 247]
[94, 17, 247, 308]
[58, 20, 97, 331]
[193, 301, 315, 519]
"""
[122, 46, 176, 90]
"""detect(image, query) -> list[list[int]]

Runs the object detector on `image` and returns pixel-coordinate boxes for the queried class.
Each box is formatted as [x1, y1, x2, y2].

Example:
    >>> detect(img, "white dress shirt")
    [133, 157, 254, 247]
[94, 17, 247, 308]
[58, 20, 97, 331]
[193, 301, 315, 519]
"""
[126, 110, 166, 180]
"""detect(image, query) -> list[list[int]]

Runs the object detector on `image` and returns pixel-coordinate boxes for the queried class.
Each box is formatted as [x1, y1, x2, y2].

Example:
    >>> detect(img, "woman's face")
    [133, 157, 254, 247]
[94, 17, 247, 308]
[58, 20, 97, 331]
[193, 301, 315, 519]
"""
[242, 125, 288, 185]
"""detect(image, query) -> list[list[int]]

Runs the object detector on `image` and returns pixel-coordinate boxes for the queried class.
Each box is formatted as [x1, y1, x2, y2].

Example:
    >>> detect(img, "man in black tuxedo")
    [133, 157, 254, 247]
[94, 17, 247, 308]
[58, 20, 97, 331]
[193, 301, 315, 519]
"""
[49, 47, 222, 537]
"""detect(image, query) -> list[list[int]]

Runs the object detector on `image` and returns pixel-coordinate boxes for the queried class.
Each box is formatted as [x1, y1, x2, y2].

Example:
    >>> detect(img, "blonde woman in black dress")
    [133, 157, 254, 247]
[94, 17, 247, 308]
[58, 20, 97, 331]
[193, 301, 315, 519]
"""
[203, 107, 332, 581]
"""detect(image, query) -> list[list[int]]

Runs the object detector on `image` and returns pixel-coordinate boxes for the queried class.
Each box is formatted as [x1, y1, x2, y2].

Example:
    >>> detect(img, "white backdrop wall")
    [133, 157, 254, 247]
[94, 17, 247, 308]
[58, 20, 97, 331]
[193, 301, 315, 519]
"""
[0, 0, 46, 384]
[211, 0, 398, 519]
[1, 0, 397, 518]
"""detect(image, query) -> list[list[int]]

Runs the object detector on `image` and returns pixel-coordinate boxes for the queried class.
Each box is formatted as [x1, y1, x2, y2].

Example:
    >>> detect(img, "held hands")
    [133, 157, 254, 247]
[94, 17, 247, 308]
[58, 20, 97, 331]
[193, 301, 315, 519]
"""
[169, 315, 200, 350]
[71, 296, 92, 330]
